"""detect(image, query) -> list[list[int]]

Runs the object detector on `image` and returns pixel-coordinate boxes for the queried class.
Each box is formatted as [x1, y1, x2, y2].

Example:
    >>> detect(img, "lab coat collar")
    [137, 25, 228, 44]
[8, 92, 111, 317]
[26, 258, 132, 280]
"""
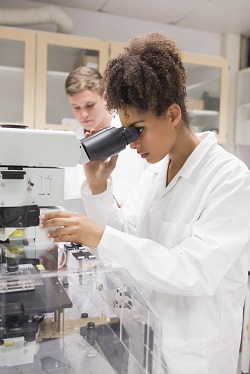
[148, 155, 169, 174]
[177, 131, 218, 180]
[148, 131, 218, 186]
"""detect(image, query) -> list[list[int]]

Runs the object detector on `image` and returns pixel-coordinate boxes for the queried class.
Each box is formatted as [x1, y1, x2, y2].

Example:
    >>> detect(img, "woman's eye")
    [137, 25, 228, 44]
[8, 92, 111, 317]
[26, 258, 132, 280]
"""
[137, 127, 144, 134]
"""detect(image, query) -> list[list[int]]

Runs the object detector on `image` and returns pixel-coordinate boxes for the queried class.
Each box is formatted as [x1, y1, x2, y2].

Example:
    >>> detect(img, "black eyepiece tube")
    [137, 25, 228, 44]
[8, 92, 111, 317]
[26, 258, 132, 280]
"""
[80, 126, 139, 161]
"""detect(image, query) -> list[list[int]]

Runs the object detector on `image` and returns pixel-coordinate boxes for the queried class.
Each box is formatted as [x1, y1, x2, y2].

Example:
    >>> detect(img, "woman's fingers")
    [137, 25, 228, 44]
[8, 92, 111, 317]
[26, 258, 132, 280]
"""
[41, 217, 69, 229]
[46, 225, 74, 238]
[40, 211, 82, 228]
[84, 128, 96, 138]
[40, 210, 77, 220]
[39, 211, 104, 247]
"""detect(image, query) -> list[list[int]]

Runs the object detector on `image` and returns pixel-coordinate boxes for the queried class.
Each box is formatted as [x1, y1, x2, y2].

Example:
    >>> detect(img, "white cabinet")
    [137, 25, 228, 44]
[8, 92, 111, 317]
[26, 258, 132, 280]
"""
[0, 27, 229, 141]
[0, 26, 109, 130]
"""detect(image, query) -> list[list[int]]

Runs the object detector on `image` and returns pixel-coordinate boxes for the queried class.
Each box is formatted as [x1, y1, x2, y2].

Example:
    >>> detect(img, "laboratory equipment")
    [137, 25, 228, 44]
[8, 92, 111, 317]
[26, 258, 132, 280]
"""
[0, 125, 161, 374]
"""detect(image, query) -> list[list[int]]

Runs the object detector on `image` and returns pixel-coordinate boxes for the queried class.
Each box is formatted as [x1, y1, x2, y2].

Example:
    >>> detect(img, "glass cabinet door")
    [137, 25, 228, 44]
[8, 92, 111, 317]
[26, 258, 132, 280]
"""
[184, 53, 229, 144]
[35, 33, 109, 130]
[0, 27, 36, 128]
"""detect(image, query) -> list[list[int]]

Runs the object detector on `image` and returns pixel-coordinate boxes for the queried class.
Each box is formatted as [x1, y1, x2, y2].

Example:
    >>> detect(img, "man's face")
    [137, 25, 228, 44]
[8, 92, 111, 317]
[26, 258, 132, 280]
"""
[68, 89, 108, 131]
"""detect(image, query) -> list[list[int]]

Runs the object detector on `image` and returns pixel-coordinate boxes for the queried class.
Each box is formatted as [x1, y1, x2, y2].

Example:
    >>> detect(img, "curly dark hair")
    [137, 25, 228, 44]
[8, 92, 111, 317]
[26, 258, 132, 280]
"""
[103, 32, 189, 124]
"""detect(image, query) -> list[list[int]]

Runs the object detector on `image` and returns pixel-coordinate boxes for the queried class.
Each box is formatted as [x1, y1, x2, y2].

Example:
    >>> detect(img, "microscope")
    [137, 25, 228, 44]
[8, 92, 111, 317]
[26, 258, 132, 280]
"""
[0, 123, 139, 304]
[0, 124, 162, 374]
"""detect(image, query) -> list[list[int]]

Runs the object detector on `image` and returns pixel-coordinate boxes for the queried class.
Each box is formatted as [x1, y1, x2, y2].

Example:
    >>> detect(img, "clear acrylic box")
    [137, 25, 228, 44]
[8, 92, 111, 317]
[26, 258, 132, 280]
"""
[0, 242, 162, 374]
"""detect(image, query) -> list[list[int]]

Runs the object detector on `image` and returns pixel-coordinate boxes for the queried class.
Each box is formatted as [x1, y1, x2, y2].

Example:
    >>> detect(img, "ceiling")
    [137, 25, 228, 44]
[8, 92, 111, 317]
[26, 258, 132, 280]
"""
[29, 0, 250, 36]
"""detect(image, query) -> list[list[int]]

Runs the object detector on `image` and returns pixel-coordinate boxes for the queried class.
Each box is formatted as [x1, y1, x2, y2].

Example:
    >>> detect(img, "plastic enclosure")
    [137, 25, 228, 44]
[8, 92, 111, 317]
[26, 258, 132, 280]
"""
[0, 243, 162, 374]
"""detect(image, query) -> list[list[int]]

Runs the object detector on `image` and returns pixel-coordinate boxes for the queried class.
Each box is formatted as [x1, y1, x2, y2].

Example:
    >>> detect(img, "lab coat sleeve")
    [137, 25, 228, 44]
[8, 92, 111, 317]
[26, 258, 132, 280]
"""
[96, 169, 250, 296]
[80, 178, 114, 225]
[81, 175, 140, 233]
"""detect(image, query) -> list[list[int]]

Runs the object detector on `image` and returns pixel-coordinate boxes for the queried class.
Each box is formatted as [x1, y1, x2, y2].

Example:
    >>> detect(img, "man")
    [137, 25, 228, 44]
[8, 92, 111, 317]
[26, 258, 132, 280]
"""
[64, 66, 147, 206]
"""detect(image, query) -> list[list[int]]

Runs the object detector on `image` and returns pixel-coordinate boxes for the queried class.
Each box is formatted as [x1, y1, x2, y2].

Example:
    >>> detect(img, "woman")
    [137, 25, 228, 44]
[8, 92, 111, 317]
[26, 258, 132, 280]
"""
[40, 32, 250, 374]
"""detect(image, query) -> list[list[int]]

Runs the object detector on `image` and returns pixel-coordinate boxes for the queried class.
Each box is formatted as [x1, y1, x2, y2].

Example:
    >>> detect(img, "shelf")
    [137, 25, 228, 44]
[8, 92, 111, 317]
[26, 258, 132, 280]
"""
[189, 110, 219, 117]
[47, 70, 69, 77]
[0, 65, 23, 73]
[238, 103, 250, 109]
[187, 77, 219, 91]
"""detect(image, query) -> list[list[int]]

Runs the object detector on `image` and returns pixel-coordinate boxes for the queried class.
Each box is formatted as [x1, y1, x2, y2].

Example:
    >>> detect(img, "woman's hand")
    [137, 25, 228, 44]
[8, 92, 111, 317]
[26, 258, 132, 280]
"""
[40, 211, 105, 247]
[83, 129, 118, 194]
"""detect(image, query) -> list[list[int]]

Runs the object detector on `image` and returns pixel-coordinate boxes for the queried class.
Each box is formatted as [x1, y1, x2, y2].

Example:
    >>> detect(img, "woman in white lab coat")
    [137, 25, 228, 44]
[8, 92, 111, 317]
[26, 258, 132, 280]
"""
[40, 32, 250, 374]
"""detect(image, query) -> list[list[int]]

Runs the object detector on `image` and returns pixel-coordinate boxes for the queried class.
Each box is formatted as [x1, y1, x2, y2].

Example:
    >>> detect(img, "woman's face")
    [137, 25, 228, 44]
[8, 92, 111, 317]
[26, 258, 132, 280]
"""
[118, 106, 180, 164]
[68, 89, 108, 131]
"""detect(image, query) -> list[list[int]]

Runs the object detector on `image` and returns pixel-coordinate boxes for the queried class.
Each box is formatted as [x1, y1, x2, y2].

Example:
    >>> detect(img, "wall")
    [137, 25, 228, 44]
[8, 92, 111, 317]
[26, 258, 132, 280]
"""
[67, 8, 222, 57]
[0, 0, 222, 56]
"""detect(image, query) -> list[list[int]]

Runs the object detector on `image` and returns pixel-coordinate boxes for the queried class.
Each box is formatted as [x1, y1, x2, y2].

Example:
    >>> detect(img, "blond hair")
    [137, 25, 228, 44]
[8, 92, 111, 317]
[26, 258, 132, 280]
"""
[65, 66, 105, 96]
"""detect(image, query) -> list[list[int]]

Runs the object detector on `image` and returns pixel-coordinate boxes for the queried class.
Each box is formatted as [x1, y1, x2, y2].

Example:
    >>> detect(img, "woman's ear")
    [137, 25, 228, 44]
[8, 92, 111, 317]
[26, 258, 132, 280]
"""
[169, 104, 182, 126]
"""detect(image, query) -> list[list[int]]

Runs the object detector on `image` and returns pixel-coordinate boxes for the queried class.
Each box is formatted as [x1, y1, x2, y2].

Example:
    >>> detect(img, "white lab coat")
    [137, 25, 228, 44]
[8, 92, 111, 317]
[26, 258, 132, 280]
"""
[64, 114, 147, 206]
[81, 132, 250, 374]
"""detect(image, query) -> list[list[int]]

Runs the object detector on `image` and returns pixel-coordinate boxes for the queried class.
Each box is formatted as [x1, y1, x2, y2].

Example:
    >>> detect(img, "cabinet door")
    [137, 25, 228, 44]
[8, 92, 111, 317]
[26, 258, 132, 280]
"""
[35, 32, 109, 130]
[235, 67, 250, 146]
[0, 26, 36, 128]
[184, 53, 229, 144]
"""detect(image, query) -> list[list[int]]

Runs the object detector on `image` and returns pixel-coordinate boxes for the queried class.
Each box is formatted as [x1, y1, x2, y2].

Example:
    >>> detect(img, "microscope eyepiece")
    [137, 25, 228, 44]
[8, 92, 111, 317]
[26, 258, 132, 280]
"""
[80, 126, 139, 162]
[120, 126, 139, 144]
